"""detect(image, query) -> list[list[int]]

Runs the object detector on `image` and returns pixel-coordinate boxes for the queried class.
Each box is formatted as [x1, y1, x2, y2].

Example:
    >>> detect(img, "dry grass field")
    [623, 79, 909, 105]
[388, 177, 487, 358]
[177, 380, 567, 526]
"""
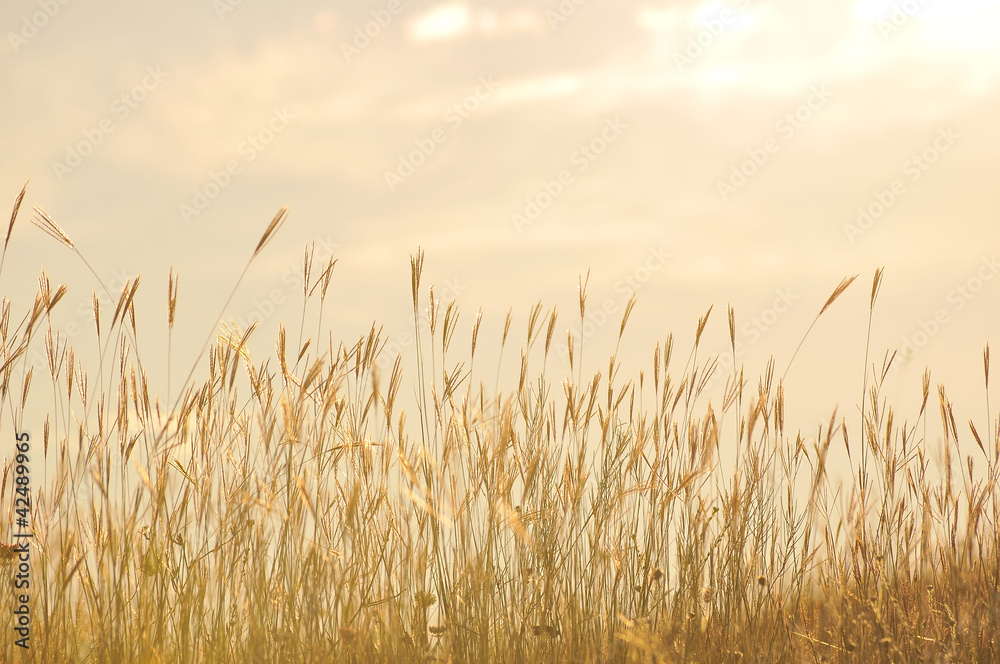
[1, 188, 997, 662]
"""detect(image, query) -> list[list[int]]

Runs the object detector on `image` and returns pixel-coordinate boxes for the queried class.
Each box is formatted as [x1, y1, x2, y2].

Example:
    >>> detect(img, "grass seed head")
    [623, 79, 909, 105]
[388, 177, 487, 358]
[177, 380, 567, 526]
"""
[0, 542, 19, 566]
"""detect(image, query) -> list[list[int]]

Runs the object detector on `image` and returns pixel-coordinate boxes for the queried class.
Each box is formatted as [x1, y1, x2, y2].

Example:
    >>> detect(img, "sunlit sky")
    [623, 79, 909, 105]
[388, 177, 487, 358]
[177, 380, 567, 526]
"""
[3, 0, 1000, 464]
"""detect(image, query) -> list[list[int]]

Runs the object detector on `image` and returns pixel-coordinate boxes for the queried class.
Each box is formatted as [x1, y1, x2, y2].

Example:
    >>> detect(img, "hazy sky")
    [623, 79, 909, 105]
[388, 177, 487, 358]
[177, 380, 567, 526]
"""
[3, 0, 1000, 454]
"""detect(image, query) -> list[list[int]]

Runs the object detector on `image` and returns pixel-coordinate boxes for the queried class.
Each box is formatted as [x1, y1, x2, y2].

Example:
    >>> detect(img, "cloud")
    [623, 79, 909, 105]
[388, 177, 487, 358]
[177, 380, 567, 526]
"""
[407, 2, 546, 44]
[408, 2, 473, 43]
[853, 0, 1000, 21]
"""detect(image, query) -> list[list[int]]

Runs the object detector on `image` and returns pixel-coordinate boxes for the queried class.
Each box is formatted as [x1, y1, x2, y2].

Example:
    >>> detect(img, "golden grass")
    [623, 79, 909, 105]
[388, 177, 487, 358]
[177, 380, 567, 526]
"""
[1, 187, 998, 663]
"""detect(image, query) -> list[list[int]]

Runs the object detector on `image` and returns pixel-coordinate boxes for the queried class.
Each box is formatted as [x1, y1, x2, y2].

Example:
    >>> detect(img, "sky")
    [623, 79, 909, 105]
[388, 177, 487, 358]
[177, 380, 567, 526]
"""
[2, 0, 1000, 470]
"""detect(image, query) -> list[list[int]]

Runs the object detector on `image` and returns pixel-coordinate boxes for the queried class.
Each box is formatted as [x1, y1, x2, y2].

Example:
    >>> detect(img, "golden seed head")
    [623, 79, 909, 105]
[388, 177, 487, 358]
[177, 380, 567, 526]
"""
[414, 590, 436, 609]
[31, 206, 74, 249]
[167, 267, 178, 328]
[0, 542, 20, 566]
[139, 551, 162, 576]
[532, 624, 558, 638]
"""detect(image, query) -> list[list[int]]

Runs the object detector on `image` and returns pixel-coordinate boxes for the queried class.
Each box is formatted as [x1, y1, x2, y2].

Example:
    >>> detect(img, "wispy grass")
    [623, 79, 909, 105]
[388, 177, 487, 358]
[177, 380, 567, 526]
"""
[0, 190, 997, 663]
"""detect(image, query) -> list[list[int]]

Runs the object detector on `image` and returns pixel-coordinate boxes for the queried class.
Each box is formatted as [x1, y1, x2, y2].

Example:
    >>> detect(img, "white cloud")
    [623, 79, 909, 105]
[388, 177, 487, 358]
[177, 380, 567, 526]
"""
[407, 2, 546, 44]
[408, 2, 473, 43]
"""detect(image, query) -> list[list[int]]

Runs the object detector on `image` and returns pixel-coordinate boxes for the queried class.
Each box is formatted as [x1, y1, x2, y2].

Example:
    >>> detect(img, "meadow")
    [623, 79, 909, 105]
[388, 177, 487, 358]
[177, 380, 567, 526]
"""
[0, 185, 997, 662]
